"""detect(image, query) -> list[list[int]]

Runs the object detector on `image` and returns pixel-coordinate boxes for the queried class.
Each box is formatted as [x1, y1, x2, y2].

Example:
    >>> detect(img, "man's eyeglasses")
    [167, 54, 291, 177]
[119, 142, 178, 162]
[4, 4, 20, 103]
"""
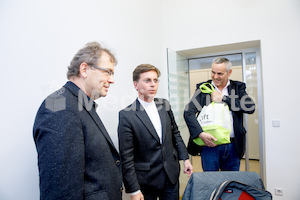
[92, 66, 114, 77]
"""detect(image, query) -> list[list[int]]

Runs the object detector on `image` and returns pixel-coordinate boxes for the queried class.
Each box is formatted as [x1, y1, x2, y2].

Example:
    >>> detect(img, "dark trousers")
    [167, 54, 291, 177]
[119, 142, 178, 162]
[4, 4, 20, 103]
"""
[142, 176, 179, 200]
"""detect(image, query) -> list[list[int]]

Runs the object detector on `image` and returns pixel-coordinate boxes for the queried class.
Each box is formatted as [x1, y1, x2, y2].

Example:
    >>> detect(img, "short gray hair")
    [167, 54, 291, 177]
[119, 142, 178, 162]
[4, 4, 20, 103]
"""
[212, 57, 232, 72]
[67, 42, 117, 79]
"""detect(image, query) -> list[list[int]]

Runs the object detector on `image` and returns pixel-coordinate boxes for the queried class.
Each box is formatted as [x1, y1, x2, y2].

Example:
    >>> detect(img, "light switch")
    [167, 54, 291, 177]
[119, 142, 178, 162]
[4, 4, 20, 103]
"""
[272, 120, 280, 127]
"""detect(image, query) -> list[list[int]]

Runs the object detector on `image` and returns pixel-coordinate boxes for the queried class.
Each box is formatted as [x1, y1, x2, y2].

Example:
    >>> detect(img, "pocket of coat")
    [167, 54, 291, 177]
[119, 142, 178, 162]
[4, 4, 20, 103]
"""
[85, 190, 109, 200]
[135, 162, 150, 171]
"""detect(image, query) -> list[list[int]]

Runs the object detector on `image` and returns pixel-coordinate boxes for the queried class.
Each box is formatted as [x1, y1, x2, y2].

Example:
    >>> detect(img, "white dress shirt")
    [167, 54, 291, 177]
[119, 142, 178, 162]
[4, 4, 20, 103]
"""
[138, 97, 163, 143]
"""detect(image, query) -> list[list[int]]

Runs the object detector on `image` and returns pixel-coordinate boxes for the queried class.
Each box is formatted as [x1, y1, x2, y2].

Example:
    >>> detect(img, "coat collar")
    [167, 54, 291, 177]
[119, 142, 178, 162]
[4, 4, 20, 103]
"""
[206, 79, 235, 95]
[63, 81, 118, 153]
[63, 81, 98, 110]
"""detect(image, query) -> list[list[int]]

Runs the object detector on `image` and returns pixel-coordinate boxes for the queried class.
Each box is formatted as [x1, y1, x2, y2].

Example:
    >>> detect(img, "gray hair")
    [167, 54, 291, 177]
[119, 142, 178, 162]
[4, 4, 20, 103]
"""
[212, 57, 232, 72]
[67, 42, 117, 79]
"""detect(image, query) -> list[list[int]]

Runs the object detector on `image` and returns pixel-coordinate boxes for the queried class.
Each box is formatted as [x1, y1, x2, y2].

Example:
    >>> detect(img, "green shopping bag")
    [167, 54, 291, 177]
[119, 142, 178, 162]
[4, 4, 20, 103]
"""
[193, 83, 231, 146]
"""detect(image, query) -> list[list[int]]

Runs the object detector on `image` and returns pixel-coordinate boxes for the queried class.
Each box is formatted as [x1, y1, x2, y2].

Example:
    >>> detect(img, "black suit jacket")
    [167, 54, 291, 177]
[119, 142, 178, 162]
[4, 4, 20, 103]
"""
[118, 98, 189, 193]
[184, 80, 255, 158]
[33, 81, 122, 200]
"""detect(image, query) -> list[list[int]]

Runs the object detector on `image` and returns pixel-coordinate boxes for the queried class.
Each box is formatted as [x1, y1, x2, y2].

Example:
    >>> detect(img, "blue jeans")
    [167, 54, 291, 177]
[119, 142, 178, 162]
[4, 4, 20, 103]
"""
[201, 143, 240, 171]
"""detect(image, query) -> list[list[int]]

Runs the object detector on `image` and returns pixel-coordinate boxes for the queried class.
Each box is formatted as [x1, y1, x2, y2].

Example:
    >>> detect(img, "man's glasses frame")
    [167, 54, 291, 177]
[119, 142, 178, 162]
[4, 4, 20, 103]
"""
[91, 66, 114, 77]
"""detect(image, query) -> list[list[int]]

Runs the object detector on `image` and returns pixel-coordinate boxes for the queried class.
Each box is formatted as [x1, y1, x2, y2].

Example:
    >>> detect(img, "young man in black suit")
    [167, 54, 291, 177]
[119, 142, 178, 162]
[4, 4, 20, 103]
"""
[184, 57, 255, 171]
[33, 42, 122, 200]
[118, 64, 193, 200]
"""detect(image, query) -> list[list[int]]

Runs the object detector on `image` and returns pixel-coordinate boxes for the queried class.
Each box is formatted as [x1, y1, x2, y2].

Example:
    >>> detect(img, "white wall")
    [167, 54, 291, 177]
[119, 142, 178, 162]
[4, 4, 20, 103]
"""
[161, 0, 300, 199]
[1, 0, 300, 199]
[0, 0, 165, 199]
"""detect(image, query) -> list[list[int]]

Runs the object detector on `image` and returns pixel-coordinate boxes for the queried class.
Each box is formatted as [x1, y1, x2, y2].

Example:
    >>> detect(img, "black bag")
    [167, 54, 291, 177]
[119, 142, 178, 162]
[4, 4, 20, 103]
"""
[187, 137, 202, 156]
[164, 98, 201, 156]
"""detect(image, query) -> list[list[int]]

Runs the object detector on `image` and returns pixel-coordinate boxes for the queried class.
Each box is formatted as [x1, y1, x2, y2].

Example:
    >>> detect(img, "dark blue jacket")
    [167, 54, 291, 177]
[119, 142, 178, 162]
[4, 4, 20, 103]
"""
[33, 81, 122, 200]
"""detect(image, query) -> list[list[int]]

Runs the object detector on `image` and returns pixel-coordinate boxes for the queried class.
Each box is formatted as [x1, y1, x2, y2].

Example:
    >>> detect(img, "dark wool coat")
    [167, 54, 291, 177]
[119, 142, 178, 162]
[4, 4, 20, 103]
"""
[33, 81, 122, 200]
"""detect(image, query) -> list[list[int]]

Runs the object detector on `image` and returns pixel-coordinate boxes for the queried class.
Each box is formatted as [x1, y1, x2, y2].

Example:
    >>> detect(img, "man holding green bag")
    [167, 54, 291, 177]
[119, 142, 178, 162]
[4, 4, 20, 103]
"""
[184, 57, 255, 171]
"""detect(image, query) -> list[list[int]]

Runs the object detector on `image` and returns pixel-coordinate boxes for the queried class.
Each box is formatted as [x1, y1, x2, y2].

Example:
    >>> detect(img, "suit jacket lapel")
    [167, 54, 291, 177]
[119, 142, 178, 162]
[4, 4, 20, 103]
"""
[135, 99, 161, 143]
[155, 99, 166, 144]
[64, 82, 118, 153]
[228, 80, 234, 96]
[88, 108, 117, 150]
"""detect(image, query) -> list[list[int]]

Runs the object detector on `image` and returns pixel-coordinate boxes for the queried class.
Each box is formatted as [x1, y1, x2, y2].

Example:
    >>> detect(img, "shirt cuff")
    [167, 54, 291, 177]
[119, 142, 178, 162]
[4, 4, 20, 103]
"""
[131, 190, 141, 196]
